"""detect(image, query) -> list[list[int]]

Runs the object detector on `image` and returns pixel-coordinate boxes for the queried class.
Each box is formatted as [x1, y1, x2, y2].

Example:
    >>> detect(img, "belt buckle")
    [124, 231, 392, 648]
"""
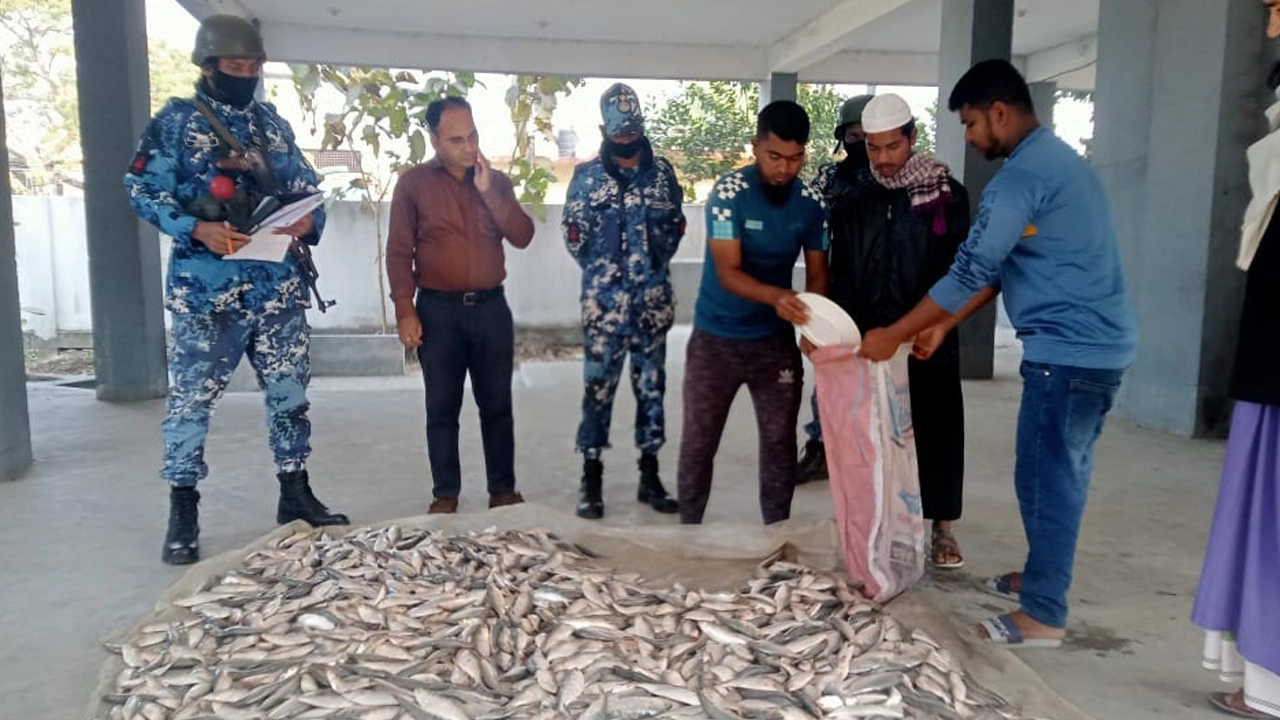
[462, 291, 478, 306]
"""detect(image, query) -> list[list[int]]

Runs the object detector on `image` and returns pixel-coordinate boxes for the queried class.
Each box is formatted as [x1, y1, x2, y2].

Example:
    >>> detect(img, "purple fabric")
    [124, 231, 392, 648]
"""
[1192, 401, 1280, 675]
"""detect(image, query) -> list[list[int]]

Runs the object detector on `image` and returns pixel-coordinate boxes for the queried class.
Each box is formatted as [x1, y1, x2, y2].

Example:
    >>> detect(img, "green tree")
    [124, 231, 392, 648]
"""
[0, 0, 78, 192]
[914, 99, 937, 155]
[798, 83, 844, 172]
[289, 64, 477, 330]
[645, 81, 854, 199]
[148, 39, 196, 113]
[645, 81, 756, 200]
[0, 0, 202, 193]
[502, 74, 584, 217]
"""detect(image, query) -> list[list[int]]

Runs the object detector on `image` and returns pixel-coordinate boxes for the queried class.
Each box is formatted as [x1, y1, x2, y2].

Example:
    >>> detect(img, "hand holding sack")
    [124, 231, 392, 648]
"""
[796, 295, 928, 602]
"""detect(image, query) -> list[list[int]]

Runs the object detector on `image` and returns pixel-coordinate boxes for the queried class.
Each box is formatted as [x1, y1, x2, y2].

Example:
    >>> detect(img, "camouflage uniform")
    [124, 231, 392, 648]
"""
[809, 163, 847, 207]
[124, 84, 324, 487]
[561, 104, 685, 457]
[562, 152, 684, 455]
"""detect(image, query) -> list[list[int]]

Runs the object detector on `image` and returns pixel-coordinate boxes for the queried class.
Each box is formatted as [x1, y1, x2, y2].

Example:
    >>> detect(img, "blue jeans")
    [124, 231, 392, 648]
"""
[1016, 360, 1124, 628]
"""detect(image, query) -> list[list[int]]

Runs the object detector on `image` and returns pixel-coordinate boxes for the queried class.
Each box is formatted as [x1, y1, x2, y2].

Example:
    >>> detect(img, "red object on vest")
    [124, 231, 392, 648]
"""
[209, 175, 235, 201]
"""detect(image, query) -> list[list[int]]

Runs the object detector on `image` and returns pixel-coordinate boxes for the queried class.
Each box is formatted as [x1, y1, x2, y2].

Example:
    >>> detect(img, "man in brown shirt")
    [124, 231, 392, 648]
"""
[386, 96, 535, 514]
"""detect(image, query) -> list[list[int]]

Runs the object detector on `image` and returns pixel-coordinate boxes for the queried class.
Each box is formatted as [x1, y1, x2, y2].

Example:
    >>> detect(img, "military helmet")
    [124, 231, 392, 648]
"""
[834, 94, 875, 138]
[191, 14, 266, 66]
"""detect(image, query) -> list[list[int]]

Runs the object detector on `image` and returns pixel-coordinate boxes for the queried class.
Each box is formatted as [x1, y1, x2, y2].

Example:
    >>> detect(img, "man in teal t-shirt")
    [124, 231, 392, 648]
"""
[677, 100, 829, 526]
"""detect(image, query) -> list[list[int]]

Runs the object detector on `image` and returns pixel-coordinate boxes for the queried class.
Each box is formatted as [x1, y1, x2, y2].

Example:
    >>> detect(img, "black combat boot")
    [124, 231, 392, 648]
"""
[276, 470, 350, 526]
[796, 439, 829, 484]
[577, 458, 604, 520]
[637, 454, 678, 514]
[162, 486, 200, 565]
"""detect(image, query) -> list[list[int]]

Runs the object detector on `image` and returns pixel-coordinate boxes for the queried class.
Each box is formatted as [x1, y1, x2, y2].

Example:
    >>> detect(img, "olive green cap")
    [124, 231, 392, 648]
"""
[834, 94, 875, 138]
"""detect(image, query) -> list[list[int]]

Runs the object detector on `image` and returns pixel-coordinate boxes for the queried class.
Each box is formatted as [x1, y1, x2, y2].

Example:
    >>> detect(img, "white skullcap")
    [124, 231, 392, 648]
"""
[860, 93, 914, 134]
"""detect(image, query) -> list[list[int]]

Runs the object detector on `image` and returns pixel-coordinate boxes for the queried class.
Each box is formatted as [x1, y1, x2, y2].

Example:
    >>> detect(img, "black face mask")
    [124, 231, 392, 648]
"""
[605, 137, 644, 159]
[841, 140, 870, 170]
[212, 70, 259, 108]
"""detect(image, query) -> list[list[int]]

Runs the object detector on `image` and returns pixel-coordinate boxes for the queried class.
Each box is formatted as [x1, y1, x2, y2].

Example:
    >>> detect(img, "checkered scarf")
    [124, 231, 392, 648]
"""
[871, 152, 954, 235]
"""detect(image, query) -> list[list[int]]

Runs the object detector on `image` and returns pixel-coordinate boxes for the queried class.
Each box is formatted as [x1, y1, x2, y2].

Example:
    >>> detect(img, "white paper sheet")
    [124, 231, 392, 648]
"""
[223, 193, 326, 264]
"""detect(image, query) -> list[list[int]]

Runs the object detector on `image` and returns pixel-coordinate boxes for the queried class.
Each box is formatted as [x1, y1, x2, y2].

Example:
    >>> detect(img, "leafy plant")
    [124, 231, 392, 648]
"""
[288, 64, 477, 330]
[503, 75, 584, 218]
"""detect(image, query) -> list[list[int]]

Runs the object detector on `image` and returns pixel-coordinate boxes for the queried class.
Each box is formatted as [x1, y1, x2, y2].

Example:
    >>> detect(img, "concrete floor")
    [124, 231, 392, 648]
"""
[1, 326, 1231, 720]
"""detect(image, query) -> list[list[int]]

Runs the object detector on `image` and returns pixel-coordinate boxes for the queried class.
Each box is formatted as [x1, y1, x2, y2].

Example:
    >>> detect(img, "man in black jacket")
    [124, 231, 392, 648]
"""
[827, 93, 971, 569]
[796, 94, 875, 485]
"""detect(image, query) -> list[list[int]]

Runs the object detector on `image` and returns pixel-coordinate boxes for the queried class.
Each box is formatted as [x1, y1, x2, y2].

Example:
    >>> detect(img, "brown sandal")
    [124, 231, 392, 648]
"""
[931, 529, 965, 569]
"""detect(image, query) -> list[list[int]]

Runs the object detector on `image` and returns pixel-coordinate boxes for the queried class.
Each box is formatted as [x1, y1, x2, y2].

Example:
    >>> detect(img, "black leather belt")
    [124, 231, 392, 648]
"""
[418, 286, 504, 306]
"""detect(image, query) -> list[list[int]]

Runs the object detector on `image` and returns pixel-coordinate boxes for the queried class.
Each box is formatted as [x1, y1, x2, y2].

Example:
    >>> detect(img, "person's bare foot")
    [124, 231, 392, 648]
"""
[977, 610, 1066, 643]
[931, 521, 964, 568]
[1226, 692, 1252, 712]
[1210, 690, 1275, 718]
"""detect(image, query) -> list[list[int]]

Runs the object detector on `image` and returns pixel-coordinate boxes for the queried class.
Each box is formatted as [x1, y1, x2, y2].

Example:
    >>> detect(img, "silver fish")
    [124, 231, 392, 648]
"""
[95, 527, 1038, 720]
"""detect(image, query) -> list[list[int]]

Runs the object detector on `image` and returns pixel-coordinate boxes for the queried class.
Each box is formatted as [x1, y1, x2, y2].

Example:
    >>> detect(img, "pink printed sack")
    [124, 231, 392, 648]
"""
[811, 344, 927, 602]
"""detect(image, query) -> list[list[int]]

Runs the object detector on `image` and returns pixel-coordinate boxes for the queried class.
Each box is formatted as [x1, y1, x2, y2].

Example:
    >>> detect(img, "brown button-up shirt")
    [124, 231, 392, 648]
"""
[386, 158, 535, 319]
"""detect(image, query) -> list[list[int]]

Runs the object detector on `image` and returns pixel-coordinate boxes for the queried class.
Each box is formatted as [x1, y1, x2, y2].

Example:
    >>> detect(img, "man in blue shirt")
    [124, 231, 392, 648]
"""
[859, 60, 1137, 647]
[677, 100, 829, 525]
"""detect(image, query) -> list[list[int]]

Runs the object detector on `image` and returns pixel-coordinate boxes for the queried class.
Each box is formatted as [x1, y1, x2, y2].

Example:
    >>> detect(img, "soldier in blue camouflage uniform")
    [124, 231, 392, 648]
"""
[124, 15, 348, 566]
[796, 94, 876, 485]
[561, 83, 685, 519]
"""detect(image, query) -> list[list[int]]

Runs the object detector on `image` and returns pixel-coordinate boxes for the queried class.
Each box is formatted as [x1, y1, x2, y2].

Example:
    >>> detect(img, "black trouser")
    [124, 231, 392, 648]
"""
[677, 328, 803, 525]
[415, 288, 515, 499]
[908, 357, 965, 522]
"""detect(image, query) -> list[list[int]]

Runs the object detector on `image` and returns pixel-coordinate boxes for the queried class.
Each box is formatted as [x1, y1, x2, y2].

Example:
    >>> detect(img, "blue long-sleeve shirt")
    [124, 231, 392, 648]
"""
[929, 127, 1137, 370]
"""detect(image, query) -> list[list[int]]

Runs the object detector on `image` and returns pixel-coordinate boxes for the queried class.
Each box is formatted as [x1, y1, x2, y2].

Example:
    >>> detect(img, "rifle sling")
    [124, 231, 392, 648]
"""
[193, 98, 282, 195]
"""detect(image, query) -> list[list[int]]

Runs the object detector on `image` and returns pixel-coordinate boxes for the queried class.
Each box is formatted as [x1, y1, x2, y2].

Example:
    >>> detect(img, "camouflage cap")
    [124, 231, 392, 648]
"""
[600, 83, 644, 137]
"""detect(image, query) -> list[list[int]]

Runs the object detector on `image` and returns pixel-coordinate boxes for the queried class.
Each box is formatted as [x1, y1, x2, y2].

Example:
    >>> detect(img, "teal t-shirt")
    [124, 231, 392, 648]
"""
[694, 166, 828, 340]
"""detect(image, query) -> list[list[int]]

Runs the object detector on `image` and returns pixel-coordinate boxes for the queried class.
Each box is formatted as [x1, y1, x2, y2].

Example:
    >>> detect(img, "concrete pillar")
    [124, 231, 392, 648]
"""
[1029, 81, 1058, 132]
[1093, 0, 1267, 437]
[70, 0, 168, 402]
[760, 72, 798, 109]
[935, 0, 1014, 380]
[0, 79, 33, 481]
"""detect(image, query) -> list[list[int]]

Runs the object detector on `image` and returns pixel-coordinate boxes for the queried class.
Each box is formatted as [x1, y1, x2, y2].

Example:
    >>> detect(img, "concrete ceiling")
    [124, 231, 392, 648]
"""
[841, 0, 1098, 54]
[175, 0, 1099, 88]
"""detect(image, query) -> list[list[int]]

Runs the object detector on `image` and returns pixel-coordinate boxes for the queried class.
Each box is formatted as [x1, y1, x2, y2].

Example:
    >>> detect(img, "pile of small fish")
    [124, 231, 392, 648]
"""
[97, 525, 1034, 720]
